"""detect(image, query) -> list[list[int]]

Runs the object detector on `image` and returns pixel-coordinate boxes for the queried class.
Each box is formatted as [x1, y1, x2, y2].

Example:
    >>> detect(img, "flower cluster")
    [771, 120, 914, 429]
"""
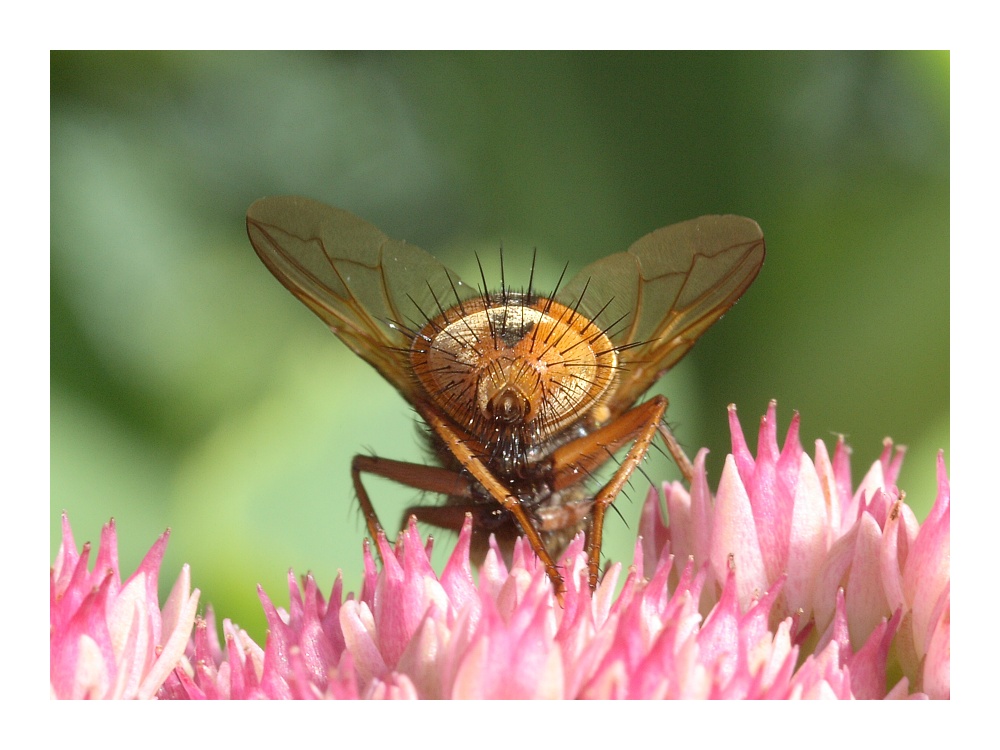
[50, 404, 949, 699]
[638, 402, 950, 698]
[49, 514, 200, 699]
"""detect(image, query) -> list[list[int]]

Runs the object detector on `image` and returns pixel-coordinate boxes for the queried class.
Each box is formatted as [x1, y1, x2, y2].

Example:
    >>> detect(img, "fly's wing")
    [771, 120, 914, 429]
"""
[247, 196, 473, 401]
[557, 215, 765, 417]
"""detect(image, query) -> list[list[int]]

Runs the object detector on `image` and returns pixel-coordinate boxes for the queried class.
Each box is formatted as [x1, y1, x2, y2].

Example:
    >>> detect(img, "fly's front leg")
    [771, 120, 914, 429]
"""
[549, 395, 668, 591]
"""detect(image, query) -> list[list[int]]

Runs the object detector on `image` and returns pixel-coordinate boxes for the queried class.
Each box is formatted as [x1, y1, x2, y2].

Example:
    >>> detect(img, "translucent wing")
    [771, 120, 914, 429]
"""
[557, 215, 765, 417]
[246, 196, 474, 400]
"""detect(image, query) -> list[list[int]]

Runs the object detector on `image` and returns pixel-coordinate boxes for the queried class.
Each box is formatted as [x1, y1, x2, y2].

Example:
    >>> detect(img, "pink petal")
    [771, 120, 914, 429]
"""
[812, 524, 858, 634]
[812, 438, 842, 534]
[339, 599, 387, 685]
[639, 485, 669, 579]
[847, 458, 887, 525]
[847, 609, 901, 699]
[748, 406, 790, 580]
[438, 515, 479, 618]
[727, 403, 755, 485]
[903, 452, 950, 658]
[831, 436, 855, 529]
[688, 448, 715, 572]
[784, 452, 828, 622]
[710, 455, 768, 611]
[51, 511, 80, 595]
[922, 585, 950, 700]
[844, 512, 891, 646]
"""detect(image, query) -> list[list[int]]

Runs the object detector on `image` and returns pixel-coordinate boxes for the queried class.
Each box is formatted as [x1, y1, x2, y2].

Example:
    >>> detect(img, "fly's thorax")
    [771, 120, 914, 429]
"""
[410, 293, 617, 447]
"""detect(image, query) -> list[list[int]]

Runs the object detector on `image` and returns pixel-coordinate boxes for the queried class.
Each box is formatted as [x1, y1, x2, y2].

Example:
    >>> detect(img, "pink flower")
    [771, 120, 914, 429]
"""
[52, 403, 950, 699]
[50, 513, 200, 699]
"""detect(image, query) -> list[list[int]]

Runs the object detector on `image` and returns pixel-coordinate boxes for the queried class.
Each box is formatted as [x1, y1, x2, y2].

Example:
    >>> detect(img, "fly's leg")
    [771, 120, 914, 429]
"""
[657, 423, 694, 483]
[351, 454, 474, 558]
[548, 395, 668, 591]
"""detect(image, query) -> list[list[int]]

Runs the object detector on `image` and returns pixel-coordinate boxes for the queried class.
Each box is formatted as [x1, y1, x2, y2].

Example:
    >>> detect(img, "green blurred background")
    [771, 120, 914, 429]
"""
[51, 51, 949, 642]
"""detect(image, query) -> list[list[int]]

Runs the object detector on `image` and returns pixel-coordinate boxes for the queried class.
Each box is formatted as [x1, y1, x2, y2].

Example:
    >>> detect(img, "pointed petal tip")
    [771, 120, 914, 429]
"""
[936, 451, 949, 493]
[452, 513, 474, 555]
[765, 399, 778, 424]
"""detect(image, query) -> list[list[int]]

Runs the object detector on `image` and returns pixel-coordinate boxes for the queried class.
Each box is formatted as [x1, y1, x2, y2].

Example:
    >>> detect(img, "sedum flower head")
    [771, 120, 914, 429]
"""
[640, 402, 950, 699]
[52, 403, 950, 699]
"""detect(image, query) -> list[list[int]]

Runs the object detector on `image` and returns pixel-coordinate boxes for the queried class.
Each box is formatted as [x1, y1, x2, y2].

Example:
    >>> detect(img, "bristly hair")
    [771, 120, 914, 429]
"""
[383, 248, 672, 480]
